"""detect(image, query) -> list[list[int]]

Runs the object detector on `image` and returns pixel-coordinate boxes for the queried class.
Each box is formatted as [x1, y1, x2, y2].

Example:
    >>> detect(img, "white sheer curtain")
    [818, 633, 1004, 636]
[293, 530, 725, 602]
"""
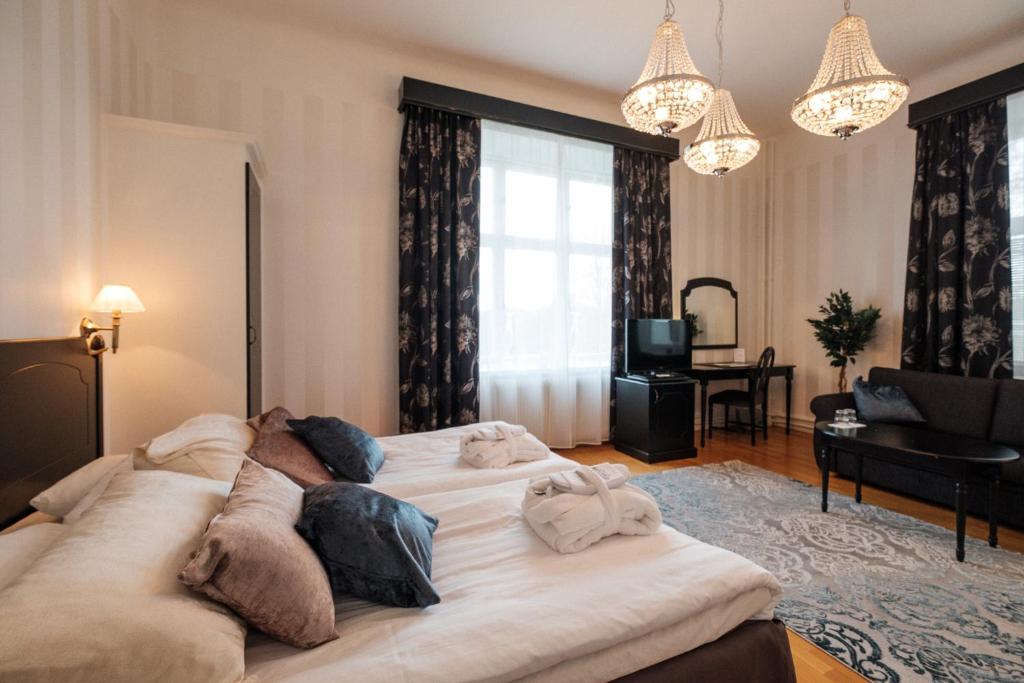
[479, 120, 613, 447]
[1009, 91, 1023, 378]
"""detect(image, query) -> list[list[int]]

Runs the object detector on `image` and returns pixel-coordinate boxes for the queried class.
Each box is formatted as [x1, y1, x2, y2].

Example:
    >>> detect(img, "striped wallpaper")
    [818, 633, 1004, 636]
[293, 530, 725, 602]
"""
[0, 0, 150, 341]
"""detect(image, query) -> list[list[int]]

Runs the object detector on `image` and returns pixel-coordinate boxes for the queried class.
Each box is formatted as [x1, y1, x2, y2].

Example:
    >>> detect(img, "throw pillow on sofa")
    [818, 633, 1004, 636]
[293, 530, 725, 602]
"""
[853, 377, 926, 424]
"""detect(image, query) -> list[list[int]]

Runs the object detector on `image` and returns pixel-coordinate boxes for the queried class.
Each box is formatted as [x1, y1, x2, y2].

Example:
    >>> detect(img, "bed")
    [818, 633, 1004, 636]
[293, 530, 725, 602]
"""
[371, 422, 579, 498]
[0, 338, 796, 682]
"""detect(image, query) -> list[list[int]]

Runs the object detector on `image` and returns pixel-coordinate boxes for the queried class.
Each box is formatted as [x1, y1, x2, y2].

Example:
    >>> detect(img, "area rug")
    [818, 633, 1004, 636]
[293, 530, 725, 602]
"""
[632, 461, 1024, 682]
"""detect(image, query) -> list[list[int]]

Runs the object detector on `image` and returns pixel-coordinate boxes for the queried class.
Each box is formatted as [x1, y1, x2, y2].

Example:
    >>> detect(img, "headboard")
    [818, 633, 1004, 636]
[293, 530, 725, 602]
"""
[0, 337, 102, 528]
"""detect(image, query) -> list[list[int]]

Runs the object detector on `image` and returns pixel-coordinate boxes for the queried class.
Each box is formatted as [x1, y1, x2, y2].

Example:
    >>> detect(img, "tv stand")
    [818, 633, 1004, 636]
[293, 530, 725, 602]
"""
[614, 375, 696, 464]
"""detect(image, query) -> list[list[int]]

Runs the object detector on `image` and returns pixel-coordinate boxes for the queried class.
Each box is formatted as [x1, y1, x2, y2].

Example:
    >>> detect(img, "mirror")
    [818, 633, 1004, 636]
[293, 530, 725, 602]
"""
[680, 278, 738, 349]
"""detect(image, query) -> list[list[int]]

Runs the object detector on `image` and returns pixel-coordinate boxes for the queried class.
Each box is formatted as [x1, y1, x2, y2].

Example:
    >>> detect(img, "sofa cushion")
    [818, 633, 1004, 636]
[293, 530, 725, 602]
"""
[990, 379, 1024, 450]
[868, 367, 997, 440]
[852, 377, 926, 424]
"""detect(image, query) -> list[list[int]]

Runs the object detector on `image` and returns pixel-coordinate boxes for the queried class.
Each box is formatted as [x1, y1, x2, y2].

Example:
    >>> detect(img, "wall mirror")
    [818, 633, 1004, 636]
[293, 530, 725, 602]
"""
[680, 278, 738, 349]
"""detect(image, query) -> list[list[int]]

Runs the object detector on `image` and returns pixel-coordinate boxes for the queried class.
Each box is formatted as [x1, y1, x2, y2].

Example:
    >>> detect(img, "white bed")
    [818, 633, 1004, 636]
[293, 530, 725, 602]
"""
[243, 479, 782, 683]
[370, 422, 579, 498]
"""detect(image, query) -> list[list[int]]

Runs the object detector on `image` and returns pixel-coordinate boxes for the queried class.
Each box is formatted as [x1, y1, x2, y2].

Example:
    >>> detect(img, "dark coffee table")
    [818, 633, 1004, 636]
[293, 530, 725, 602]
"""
[815, 421, 1021, 562]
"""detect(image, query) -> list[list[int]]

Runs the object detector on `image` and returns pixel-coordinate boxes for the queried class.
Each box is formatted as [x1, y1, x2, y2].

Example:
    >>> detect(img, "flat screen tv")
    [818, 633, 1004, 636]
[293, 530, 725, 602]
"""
[625, 318, 692, 375]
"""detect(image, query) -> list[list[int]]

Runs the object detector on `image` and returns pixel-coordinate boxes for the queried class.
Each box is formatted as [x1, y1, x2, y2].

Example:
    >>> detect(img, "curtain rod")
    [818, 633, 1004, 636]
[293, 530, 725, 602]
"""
[907, 62, 1024, 129]
[398, 77, 680, 160]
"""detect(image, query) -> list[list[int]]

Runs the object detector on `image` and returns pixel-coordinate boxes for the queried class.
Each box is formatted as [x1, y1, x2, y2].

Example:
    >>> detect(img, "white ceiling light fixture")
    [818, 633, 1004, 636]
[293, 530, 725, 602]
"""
[622, 0, 715, 136]
[791, 0, 909, 140]
[683, 0, 759, 177]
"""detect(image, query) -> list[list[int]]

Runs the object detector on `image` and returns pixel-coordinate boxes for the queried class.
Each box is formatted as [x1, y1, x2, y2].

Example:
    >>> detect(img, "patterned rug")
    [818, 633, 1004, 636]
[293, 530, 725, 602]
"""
[632, 461, 1024, 682]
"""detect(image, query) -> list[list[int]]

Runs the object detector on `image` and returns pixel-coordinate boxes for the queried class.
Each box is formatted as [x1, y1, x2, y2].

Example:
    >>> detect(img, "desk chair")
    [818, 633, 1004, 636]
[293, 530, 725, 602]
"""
[707, 347, 775, 446]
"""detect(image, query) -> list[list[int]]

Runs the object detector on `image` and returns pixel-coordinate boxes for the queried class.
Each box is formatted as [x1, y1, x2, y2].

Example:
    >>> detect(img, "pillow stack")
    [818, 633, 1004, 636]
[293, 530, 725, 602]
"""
[248, 408, 385, 484]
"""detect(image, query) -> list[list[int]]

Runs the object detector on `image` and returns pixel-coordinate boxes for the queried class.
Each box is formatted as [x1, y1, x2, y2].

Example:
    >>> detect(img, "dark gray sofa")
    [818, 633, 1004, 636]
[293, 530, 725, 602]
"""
[810, 367, 1024, 529]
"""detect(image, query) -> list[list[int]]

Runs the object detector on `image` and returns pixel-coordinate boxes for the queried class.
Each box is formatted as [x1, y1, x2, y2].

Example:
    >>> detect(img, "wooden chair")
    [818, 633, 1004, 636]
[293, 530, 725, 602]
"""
[707, 347, 775, 446]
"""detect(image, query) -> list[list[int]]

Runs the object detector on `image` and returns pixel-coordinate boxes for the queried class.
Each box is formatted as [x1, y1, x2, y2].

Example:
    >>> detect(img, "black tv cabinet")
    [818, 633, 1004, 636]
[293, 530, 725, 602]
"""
[614, 376, 697, 464]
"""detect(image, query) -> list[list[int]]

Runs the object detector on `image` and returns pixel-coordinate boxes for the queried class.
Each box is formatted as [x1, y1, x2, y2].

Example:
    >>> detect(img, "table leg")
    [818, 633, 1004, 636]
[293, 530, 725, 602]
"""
[699, 380, 708, 448]
[820, 447, 831, 513]
[785, 371, 793, 434]
[955, 480, 967, 562]
[855, 454, 863, 503]
[762, 379, 769, 440]
[989, 478, 1000, 548]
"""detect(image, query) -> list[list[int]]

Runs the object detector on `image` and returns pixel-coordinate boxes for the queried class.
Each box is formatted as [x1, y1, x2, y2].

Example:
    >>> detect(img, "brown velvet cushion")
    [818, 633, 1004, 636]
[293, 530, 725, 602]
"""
[248, 407, 333, 487]
[179, 460, 338, 648]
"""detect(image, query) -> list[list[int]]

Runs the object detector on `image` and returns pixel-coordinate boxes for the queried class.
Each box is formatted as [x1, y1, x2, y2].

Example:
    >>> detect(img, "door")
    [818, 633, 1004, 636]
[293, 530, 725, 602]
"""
[245, 163, 262, 417]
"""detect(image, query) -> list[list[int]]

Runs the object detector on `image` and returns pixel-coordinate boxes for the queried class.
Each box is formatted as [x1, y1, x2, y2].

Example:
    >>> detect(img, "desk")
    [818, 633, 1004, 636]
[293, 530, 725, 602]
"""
[687, 363, 796, 447]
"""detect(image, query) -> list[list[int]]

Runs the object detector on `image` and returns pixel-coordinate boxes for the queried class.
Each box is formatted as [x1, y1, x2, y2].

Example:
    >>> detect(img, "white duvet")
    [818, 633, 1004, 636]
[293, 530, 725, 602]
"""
[243, 479, 782, 683]
[371, 422, 579, 498]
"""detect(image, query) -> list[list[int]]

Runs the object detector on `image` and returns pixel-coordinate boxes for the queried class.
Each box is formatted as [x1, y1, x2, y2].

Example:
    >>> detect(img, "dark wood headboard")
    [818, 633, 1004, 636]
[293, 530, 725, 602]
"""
[0, 337, 102, 528]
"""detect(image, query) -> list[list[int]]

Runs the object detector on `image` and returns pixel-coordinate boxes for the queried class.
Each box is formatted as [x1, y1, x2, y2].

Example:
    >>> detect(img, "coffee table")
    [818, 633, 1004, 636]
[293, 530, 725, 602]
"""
[815, 421, 1021, 562]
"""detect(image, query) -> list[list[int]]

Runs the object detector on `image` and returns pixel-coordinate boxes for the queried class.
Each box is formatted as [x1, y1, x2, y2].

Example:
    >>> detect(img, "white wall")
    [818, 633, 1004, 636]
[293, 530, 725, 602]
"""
[100, 116, 258, 452]
[112, 1, 629, 437]
[0, 0, 157, 341]
[765, 35, 1024, 430]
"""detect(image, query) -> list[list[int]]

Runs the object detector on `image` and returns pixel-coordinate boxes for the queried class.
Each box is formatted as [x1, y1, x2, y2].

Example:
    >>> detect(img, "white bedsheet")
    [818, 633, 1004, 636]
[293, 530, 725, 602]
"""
[370, 422, 578, 499]
[0, 523, 65, 592]
[243, 479, 781, 683]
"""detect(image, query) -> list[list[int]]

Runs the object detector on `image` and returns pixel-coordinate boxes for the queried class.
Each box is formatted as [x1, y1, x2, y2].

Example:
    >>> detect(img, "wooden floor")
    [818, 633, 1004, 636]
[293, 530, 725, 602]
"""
[555, 427, 1024, 683]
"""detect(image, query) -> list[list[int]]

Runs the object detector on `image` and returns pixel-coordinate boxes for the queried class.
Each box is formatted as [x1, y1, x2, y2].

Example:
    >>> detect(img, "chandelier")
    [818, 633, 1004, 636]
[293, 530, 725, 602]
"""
[684, 0, 759, 176]
[622, 0, 714, 136]
[791, 0, 909, 139]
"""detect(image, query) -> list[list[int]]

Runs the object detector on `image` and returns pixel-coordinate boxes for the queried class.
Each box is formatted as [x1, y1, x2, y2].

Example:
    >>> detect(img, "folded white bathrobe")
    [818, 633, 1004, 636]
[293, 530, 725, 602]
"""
[523, 467, 662, 553]
[459, 422, 550, 469]
[133, 414, 255, 465]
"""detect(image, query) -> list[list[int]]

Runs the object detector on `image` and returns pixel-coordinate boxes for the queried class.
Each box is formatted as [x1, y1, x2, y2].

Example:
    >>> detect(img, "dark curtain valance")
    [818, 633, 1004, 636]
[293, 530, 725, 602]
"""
[900, 98, 1012, 378]
[398, 105, 481, 432]
[610, 148, 673, 433]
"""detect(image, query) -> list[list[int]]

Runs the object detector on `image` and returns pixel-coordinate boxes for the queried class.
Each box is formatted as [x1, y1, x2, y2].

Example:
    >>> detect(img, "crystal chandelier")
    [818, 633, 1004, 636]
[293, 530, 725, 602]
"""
[791, 0, 909, 139]
[684, 0, 759, 176]
[622, 0, 714, 136]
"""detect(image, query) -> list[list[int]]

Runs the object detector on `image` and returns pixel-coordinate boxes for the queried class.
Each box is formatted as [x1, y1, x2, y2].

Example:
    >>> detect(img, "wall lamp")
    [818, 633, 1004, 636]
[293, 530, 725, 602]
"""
[80, 284, 146, 356]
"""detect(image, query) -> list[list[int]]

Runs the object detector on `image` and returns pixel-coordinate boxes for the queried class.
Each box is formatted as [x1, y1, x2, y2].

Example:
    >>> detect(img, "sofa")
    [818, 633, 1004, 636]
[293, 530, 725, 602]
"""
[810, 367, 1024, 529]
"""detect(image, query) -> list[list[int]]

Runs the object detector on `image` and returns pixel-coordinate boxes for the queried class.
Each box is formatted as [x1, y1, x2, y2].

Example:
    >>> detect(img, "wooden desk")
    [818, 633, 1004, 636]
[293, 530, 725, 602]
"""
[687, 363, 796, 447]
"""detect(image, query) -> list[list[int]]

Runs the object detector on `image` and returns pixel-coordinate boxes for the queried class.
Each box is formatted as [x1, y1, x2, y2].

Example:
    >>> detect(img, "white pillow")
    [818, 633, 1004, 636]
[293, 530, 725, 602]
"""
[0, 470, 245, 683]
[0, 524, 66, 592]
[132, 450, 248, 482]
[134, 413, 255, 465]
[29, 454, 133, 522]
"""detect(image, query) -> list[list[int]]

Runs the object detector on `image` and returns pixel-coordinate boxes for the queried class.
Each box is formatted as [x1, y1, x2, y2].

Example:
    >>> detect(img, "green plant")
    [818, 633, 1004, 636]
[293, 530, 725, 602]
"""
[806, 290, 881, 393]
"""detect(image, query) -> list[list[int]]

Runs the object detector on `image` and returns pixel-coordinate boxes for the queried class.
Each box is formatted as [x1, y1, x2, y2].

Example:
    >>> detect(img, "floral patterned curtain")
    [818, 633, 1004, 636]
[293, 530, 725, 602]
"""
[901, 98, 1012, 378]
[611, 148, 673, 432]
[398, 106, 481, 432]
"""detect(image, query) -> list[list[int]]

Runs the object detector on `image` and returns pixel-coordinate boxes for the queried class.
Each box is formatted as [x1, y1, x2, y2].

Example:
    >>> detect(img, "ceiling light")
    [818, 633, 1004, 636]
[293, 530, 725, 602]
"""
[622, 0, 714, 136]
[683, 0, 759, 176]
[791, 0, 909, 140]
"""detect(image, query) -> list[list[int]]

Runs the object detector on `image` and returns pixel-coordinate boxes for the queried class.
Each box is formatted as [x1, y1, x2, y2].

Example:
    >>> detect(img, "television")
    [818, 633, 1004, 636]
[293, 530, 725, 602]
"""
[625, 318, 692, 375]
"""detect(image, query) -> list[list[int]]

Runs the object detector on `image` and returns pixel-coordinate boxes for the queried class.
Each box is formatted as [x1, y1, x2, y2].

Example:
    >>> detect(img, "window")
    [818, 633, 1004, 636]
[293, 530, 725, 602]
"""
[1010, 91, 1024, 378]
[479, 120, 613, 446]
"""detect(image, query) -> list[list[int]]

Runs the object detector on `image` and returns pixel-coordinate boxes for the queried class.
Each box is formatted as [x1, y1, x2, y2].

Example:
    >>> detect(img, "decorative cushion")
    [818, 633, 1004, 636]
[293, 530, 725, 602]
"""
[30, 454, 133, 523]
[853, 377, 926, 424]
[180, 460, 337, 648]
[287, 416, 385, 483]
[248, 407, 333, 487]
[296, 483, 440, 608]
[0, 471, 246, 683]
[868, 367, 997, 439]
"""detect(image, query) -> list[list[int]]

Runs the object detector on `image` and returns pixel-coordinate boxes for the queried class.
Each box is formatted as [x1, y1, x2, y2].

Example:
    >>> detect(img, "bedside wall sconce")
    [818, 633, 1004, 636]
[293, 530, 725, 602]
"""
[80, 284, 146, 356]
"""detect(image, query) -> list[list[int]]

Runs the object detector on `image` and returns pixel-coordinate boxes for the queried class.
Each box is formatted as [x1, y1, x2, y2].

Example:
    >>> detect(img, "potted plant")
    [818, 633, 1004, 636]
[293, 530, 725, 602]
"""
[806, 290, 881, 393]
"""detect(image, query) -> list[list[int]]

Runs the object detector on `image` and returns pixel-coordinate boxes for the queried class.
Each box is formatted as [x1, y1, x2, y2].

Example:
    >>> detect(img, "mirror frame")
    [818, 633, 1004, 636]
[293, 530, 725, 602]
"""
[680, 277, 739, 350]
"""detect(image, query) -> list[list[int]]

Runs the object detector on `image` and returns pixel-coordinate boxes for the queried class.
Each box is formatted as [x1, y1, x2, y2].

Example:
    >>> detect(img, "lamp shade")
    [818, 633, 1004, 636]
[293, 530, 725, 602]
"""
[90, 284, 145, 313]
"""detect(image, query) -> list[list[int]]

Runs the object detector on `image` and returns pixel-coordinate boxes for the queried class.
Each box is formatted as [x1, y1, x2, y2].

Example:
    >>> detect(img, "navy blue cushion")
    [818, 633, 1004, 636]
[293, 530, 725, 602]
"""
[296, 483, 440, 608]
[853, 377, 926, 424]
[286, 416, 384, 483]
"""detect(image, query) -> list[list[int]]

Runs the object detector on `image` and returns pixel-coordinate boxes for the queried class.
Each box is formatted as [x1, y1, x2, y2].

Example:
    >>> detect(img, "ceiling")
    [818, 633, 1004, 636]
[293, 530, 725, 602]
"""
[189, 0, 1024, 135]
